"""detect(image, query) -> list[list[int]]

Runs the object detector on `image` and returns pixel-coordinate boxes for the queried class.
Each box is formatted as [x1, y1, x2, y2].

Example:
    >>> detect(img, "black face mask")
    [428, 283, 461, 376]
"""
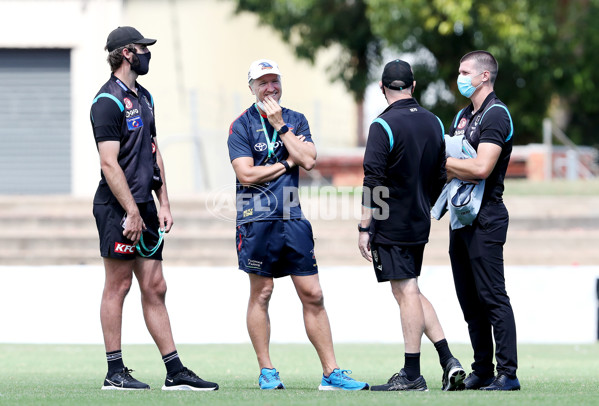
[129, 51, 151, 75]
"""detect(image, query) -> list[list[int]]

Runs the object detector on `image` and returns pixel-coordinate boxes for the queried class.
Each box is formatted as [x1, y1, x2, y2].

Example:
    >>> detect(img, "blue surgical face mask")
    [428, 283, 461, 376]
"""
[457, 72, 483, 98]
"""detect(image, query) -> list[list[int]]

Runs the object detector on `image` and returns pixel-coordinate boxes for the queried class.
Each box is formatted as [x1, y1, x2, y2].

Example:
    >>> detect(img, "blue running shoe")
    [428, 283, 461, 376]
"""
[259, 368, 285, 390]
[318, 369, 369, 391]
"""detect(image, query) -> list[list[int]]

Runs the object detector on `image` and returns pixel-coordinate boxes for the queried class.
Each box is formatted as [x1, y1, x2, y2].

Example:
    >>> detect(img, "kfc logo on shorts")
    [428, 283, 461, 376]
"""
[152, 142, 156, 153]
[124, 98, 133, 109]
[114, 242, 135, 254]
[457, 117, 468, 130]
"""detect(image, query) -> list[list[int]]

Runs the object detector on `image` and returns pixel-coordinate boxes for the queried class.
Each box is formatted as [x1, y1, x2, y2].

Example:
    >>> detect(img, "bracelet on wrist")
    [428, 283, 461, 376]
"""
[358, 224, 370, 232]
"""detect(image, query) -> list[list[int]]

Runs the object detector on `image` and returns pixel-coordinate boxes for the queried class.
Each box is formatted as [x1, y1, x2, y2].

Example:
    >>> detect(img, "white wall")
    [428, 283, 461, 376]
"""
[1, 265, 597, 344]
[0, 0, 124, 196]
[0, 0, 359, 197]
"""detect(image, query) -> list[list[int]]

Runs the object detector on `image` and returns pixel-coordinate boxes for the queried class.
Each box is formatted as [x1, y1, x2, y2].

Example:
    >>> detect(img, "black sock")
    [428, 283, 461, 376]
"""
[162, 350, 184, 377]
[434, 339, 453, 369]
[106, 350, 124, 374]
[403, 353, 421, 380]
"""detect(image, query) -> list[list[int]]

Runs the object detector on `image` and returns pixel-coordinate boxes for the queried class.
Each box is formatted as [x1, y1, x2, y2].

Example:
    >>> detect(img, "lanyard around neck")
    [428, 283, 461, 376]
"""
[255, 104, 277, 159]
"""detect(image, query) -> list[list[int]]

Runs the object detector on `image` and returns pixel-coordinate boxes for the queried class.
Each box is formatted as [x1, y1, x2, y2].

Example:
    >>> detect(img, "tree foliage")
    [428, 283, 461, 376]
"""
[233, 0, 382, 103]
[368, 0, 599, 145]
[234, 0, 599, 145]
[368, 0, 553, 144]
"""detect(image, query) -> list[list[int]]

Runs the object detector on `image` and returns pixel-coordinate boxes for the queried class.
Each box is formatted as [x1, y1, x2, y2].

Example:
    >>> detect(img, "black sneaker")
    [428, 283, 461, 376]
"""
[463, 372, 495, 390]
[162, 367, 219, 391]
[370, 369, 428, 391]
[442, 357, 466, 391]
[102, 367, 150, 390]
[480, 374, 521, 391]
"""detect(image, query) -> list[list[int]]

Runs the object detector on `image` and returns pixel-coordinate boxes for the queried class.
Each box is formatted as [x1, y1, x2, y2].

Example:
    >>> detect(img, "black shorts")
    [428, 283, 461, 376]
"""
[93, 200, 163, 260]
[370, 243, 424, 282]
[236, 219, 318, 278]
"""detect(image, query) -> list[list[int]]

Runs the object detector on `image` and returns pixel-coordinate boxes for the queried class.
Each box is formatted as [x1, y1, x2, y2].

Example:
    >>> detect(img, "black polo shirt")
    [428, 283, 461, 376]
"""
[449, 92, 513, 204]
[362, 98, 447, 245]
[90, 74, 157, 204]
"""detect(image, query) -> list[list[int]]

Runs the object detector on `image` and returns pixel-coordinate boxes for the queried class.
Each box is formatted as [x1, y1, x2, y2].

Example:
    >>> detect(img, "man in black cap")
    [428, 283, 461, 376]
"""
[359, 59, 465, 391]
[90, 26, 218, 391]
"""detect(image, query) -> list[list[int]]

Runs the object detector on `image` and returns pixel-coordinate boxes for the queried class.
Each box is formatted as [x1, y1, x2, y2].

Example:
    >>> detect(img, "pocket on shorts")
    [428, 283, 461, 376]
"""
[296, 219, 315, 241]
[236, 223, 252, 252]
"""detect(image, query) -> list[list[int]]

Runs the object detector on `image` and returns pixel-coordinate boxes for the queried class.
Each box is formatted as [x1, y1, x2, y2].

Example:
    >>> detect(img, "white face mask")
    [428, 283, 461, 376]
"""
[256, 98, 280, 112]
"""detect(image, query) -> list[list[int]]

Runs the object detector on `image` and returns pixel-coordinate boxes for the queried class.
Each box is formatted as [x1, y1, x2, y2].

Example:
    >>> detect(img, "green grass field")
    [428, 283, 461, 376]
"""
[1, 343, 598, 405]
[504, 179, 599, 196]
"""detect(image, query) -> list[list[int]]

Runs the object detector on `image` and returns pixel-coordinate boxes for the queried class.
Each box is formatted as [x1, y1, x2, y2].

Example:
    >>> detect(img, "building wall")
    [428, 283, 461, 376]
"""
[0, 0, 357, 196]
[0, 0, 123, 196]
[123, 0, 357, 194]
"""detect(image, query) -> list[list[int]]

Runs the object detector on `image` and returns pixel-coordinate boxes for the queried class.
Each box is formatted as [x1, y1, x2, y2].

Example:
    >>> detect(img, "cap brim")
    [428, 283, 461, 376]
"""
[134, 38, 157, 46]
[249, 70, 282, 82]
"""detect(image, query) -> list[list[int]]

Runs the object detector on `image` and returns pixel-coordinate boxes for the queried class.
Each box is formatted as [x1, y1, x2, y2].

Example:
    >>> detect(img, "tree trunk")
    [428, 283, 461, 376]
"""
[357, 100, 366, 147]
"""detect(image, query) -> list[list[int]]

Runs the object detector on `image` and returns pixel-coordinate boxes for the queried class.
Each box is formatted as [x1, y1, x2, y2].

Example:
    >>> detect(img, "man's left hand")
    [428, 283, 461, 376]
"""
[158, 206, 174, 233]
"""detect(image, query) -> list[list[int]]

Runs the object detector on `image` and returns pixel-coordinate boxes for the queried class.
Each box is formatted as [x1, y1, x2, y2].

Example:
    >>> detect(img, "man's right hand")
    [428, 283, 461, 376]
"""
[122, 211, 145, 246]
[358, 232, 372, 262]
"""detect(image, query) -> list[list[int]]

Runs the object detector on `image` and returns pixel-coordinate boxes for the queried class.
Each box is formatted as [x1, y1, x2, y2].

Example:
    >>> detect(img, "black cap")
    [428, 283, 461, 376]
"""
[105, 26, 157, 52]
[382, 59, 414, 90]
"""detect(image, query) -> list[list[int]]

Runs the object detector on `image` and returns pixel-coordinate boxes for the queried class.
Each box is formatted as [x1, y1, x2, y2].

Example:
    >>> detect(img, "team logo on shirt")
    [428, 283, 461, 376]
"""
[254, 141, 283, 152]
[126, 116, 144, 130]
[125, 108, 139, 118]
[254, 143, 268, 152]
[124, 98, 133, 109]
[457, 117, 468, 129]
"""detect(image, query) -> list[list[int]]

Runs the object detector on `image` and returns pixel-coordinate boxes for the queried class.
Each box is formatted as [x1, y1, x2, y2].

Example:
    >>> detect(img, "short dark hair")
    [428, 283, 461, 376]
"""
[461, 50, 498, 84]
[105, 44, 136, 72]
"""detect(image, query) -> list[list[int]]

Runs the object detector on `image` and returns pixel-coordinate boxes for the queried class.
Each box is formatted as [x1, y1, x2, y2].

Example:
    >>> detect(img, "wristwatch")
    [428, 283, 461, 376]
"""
[280, 160, 291, 172]
[358, 224, 370, 232]
[277, 124, 289, 135]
